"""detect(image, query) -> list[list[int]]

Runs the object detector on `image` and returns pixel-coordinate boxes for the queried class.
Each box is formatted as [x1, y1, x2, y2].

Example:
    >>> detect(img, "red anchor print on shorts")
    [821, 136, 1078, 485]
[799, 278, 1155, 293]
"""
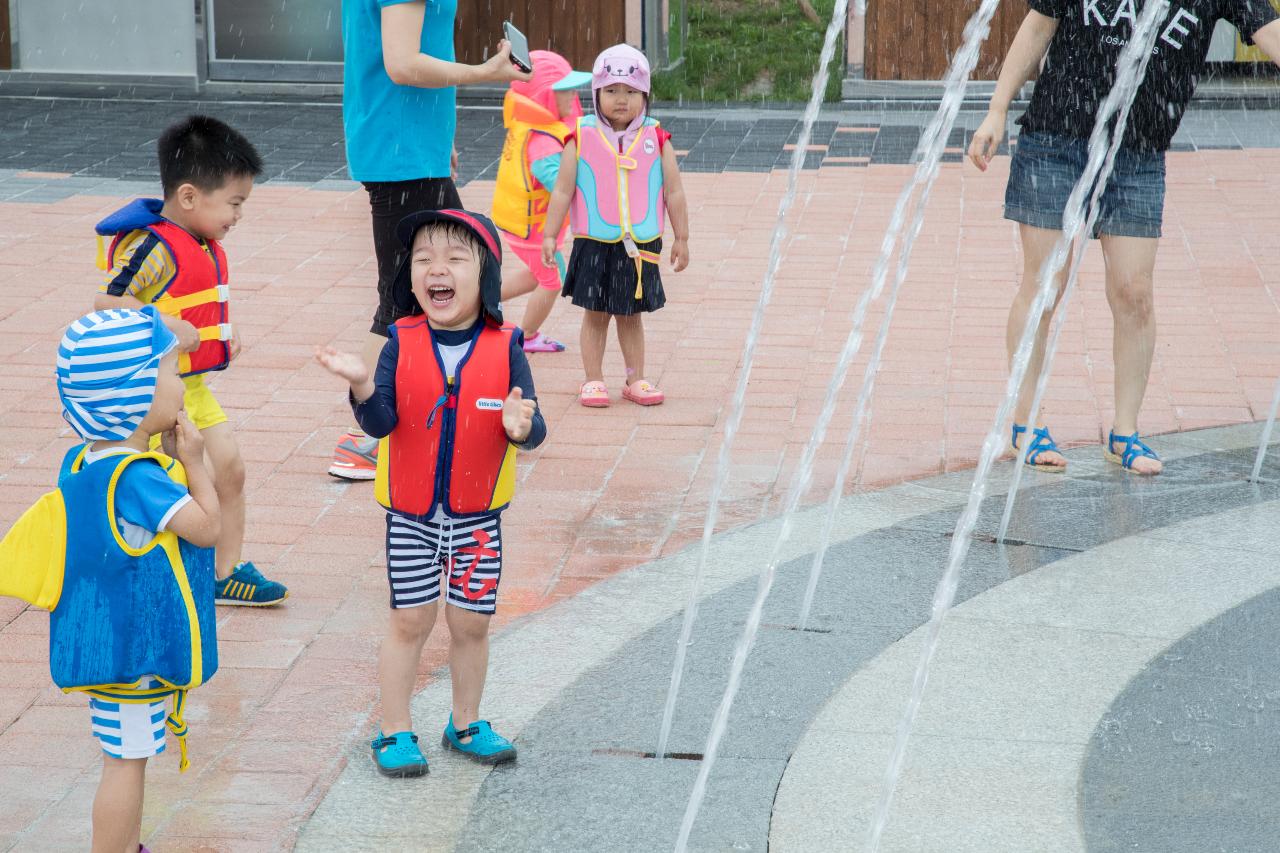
[448, 528, 499, 601]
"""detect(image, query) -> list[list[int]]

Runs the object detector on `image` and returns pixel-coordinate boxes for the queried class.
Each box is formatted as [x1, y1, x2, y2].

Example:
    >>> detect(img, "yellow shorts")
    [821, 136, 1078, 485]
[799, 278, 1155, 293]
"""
[148, 376, 227, 451]
[180, 375, 228, 430]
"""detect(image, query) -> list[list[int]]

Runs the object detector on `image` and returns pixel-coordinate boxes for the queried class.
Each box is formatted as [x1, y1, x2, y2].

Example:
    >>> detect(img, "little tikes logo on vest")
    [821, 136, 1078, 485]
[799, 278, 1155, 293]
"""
[476, 398, 504, 411]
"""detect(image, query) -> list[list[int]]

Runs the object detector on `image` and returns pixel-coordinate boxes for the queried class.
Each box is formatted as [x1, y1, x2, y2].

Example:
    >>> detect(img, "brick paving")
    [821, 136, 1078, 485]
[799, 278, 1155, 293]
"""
[0, 96, 1277, 850]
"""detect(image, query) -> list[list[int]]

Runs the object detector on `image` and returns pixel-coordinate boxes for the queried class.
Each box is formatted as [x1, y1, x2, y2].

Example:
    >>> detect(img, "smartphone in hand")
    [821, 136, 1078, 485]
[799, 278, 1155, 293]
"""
[503, 21, 534, 73]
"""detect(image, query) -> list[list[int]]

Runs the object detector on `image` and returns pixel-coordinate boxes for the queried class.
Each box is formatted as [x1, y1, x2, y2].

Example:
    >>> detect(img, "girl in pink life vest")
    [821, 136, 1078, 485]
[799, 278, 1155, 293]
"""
[541, 43, 691, 408]
[493, 50, 592, 355]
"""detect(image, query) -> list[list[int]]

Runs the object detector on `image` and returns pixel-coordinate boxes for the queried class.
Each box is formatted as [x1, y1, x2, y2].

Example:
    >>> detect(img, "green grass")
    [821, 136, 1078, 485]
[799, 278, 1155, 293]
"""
[652, 0, 844, 104]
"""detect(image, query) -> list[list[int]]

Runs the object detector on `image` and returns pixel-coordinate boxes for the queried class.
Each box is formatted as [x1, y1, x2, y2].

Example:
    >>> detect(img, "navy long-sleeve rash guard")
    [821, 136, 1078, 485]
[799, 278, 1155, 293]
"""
[351, 319, 547, 452]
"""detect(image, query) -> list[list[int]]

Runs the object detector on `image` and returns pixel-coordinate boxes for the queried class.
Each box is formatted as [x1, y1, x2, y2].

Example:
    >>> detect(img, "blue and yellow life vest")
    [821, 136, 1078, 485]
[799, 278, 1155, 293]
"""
[0, 446, 217, 770]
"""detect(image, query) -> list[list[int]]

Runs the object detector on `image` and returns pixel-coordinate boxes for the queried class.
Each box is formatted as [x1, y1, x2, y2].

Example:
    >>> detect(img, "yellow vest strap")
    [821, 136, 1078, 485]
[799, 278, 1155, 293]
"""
[632, 251, 661, 300]
[155, 285, 230, 313]
[167, 689, 191, 772]
[197, 323, 234, 342]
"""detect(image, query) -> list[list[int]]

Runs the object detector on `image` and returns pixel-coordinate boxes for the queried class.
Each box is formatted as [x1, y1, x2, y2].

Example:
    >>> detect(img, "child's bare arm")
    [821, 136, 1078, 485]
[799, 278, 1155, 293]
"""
[94, 291, 200, 353]
[1253, 20, 1280, 66]
[660, 145, 690, 272]
[969, 10, 1059, 171]
[542, 142, 579, 267]
[163, 414, 220, 548]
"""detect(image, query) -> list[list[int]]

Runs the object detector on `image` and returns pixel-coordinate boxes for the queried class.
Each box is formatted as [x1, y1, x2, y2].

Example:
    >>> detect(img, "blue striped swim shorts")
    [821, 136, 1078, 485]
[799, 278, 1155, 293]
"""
[89, 683, 167, 759]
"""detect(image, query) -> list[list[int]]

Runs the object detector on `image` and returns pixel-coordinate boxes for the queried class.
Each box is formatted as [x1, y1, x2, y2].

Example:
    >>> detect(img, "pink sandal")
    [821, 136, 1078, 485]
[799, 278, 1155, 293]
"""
[580, 381, 610, 408]
[622, 379, 664, 406]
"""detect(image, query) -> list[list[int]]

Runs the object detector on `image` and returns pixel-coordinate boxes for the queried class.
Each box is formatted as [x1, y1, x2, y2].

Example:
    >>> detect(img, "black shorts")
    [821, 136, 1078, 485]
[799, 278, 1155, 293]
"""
[365, 177, 463, 336]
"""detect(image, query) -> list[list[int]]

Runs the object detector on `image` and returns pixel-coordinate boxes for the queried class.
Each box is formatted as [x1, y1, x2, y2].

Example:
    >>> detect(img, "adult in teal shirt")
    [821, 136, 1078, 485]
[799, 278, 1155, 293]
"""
[333, 0, 528, 480]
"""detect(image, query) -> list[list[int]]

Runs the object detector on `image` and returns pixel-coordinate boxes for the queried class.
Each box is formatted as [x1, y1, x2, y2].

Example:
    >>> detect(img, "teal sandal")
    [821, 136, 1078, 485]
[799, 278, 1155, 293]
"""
[371, 730, 429, 777]
[1011, 424, 1066, 472]
[1105, 430, 1161, 475]
[442, 715, 517, 765]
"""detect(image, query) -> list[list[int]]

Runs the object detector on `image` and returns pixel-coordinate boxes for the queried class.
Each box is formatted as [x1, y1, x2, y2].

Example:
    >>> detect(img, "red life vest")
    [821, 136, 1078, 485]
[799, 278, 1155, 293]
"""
[374, 318, 518, 518]
[109, 221, 231, 378]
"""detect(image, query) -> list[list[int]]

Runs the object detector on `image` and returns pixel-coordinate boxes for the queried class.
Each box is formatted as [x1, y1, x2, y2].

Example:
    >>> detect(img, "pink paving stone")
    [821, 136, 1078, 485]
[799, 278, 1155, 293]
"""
[1, 148, 1279, 845]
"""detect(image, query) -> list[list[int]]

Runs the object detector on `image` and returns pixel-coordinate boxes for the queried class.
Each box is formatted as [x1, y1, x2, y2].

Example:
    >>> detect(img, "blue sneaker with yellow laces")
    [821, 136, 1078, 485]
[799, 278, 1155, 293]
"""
[441, 714, 517, 765]
[214, 561, 288, 607]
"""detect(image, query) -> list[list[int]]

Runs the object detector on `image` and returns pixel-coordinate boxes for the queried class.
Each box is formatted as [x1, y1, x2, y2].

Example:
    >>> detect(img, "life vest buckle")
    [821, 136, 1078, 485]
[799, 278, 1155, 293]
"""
[215, 284, 230, 302]
[217, 323, 233, 342]
[617, 155, 639, 170]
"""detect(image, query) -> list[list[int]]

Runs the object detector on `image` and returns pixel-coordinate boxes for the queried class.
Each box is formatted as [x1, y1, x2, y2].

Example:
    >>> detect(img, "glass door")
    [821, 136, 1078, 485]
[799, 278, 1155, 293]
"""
[207, 0, 343, 83]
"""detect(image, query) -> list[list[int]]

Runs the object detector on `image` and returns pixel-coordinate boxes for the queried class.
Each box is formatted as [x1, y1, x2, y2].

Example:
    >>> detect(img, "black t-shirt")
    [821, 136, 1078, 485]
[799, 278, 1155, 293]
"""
[1019, 0, 1278, 151]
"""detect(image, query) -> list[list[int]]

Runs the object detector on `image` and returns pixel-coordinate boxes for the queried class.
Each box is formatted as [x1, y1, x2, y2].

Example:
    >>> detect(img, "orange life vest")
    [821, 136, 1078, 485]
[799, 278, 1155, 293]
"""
[492, 90, 572, 239]
[108, 221, 231, 378]
[374, 318, 518, 518]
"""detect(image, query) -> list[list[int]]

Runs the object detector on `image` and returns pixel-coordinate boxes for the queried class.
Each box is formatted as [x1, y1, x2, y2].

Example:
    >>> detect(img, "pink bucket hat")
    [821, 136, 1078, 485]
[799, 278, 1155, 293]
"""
[592, 44, 650, 95]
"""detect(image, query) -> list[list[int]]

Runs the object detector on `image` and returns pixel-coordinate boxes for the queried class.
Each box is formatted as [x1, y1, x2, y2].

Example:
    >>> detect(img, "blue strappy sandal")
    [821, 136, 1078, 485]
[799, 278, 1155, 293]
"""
[1105, 430, 1161, 475]
[442, 715, 517, 765]
[1010, 424, 1067, 472]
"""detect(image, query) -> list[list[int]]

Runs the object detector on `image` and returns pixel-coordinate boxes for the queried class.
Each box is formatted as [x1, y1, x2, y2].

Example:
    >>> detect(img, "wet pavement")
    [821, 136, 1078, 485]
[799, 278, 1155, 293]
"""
[0, 93, 1278, 851]
[4, 95, 1279, 194]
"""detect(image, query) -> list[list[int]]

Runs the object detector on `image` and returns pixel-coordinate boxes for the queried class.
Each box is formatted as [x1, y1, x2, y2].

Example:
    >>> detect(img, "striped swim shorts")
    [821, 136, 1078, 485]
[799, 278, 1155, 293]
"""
[90, 683, 167, 759]
[385, 512, 504, 614]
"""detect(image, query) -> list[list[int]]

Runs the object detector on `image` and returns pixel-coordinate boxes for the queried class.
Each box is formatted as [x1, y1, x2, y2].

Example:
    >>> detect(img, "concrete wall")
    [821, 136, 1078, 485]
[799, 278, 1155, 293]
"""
[626, 0, 642, 48]
[847, 6, 864, 68]
[16, 0, 196, 76]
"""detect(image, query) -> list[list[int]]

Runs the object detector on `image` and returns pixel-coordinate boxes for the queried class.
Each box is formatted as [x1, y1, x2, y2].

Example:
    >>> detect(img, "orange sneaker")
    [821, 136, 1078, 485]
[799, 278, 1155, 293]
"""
[329, 431, 378, 480]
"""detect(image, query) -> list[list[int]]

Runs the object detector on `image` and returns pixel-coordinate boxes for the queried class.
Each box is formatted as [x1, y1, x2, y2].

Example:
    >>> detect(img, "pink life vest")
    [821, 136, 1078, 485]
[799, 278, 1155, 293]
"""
[569, 115, 665, 244]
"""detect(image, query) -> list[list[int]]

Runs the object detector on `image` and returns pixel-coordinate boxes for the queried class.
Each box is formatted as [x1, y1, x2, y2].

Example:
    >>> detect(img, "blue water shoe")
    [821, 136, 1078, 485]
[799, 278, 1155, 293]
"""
[441, 715, 516, 765]
[371, 730, 429, 777]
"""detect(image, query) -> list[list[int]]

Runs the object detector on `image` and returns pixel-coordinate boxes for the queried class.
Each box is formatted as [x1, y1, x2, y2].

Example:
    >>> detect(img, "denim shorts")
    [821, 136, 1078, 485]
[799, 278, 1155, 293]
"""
[1004, 131, 1167, 239]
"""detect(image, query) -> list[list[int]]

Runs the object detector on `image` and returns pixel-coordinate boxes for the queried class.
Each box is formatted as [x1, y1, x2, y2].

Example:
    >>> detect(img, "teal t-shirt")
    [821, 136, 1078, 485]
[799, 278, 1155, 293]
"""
[342, 0, 458, 182]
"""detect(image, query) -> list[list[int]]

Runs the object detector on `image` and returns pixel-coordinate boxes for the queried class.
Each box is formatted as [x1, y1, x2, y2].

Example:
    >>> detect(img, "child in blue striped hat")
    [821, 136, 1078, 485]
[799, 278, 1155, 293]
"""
[7, 306, 223, 851]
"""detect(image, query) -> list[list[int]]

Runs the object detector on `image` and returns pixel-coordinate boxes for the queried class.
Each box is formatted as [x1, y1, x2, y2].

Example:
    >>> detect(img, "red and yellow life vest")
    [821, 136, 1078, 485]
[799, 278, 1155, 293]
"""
[492, 90, 572, 239]
[374, 318, 518, 518]
[108, 221, 232, 378]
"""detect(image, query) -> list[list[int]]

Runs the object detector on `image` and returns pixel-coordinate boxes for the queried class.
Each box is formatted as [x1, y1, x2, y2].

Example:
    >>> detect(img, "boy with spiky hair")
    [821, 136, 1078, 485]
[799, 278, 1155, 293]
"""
[93, 115, 287, 606]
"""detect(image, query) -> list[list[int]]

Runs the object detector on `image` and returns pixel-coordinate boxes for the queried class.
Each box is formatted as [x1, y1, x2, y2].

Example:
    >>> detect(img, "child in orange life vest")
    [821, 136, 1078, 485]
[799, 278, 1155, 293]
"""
[492, 50, 592, 354]
[541, 43, 690, 408]
[93, 115, 287, 607]
[316, 209, 546, 775]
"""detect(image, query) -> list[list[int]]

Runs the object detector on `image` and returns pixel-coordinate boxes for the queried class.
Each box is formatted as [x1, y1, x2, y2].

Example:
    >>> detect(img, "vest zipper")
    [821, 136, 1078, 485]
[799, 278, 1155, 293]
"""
[617, 136, 632, 241]
[432, 377, 457, 515]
